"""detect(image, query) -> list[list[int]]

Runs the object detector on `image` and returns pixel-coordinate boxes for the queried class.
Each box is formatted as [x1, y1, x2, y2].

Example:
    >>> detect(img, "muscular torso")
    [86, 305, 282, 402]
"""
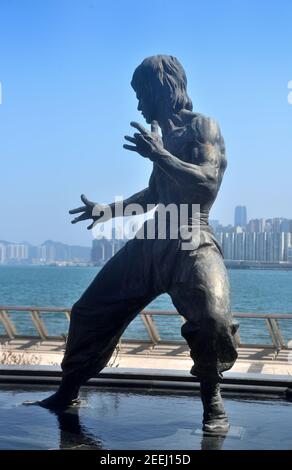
[150, 111, 227, 223]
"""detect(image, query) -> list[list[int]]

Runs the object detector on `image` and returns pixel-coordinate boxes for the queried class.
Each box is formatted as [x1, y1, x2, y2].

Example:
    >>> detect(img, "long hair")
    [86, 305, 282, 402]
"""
[131, 55, 193, 112]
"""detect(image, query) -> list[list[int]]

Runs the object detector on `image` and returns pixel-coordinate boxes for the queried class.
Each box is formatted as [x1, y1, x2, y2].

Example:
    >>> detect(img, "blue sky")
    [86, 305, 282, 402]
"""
[0, 0, 292, 246]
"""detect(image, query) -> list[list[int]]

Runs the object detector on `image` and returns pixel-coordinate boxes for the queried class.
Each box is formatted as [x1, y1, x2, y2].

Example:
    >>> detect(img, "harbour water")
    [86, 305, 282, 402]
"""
[0, 266, 292, 344]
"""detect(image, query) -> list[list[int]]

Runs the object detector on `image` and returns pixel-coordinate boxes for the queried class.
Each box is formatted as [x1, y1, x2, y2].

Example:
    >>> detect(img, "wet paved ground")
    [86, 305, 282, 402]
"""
[0, 385, 291, 450]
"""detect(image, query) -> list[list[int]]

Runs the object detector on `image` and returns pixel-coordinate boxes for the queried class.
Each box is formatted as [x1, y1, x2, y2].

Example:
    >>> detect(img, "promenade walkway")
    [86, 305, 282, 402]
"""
[1, 337, 292, 376]
[1, 306, 292, 376]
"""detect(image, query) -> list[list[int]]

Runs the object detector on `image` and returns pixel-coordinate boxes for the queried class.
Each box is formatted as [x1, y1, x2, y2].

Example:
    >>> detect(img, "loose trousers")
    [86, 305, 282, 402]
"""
[61, 231, 238, 384]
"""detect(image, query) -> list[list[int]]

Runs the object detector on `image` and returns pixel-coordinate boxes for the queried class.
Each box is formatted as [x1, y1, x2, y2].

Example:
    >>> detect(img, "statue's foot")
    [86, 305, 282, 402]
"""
[202, 414, 230, 434]
[23, 392, 81, 410]
[200, 381, 229, 434]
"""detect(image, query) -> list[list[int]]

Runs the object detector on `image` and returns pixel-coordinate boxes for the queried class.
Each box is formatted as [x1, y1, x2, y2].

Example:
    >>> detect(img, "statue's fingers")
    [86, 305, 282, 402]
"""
[130, 121, 148, 135]
[151, 120, 159, 135]
[87, 221, 95, 230]
[124, 135, 136, 144]
[80, 194, 93, 206]
[123, 144, 138, 152]
[134, 133, 145, 139]
[71, 213, 90, 224]
[69, 206, 86, 214]
[135, 132, 149, 141]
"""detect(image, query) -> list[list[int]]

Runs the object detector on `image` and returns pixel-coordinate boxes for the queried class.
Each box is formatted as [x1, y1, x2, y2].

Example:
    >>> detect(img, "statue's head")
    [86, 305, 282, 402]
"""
[131, 55, 193, 124]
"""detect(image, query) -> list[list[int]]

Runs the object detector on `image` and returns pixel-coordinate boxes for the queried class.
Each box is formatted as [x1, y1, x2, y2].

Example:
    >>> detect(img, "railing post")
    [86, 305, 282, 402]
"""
[141, 313, 161, 344]
[0, 309, 17, 340]
[270, 318, 285, 349]
[0, 307, 291, 353]
[265, 318, 283, 351]
[30, 310, 48, 340]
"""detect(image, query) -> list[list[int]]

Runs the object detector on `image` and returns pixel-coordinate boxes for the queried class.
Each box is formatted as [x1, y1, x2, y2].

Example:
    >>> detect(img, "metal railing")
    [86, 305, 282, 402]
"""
[0, 306, 292, 351]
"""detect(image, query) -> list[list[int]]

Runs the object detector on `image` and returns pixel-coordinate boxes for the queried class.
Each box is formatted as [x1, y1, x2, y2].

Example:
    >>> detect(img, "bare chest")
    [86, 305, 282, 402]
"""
[162, 125, 199, 163]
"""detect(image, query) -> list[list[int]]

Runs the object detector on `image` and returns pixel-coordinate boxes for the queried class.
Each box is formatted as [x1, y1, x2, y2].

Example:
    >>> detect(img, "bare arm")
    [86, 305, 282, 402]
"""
[108, 182, 158, 217]
[69, 172, 158, 229]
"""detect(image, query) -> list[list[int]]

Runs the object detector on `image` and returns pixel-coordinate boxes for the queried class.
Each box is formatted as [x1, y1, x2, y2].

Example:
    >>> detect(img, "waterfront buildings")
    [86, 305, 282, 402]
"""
[1, 208, 292, 265]
[91, 238, 126, 265]
[0, 240, 91, 265]
[212, 215, 292, 262]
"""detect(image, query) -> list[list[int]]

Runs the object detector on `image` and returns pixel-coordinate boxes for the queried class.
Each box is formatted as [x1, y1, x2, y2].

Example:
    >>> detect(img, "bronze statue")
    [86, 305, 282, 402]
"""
[29, 55, 238, 433]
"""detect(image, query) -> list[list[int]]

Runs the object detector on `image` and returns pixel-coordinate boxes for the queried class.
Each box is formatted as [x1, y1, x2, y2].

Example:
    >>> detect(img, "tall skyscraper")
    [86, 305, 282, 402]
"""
[234, 206, 247, 228]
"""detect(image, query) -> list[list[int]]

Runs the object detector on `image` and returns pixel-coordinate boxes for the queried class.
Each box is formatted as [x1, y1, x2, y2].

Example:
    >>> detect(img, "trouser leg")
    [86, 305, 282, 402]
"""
[60, 240, 158, 389]
[169, 245, 238, 430]
[200, 381, 229, 432]
[36, 239, 158, 409]
[169, 246, 238, 381]
[60, 294, 153, 393]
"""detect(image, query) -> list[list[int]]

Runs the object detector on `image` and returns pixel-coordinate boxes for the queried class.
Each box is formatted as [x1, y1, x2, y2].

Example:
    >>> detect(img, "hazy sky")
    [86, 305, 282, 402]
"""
[0, 0, 292, 246]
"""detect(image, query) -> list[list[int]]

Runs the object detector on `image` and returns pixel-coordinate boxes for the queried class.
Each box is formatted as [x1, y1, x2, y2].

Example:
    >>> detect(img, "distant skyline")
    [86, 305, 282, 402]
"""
[2, 211, 292, 247]
[1, 0, 292, 246]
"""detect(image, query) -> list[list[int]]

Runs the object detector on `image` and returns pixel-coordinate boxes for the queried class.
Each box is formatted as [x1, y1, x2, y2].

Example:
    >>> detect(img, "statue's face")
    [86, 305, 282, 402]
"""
[136, 89, 156, 124]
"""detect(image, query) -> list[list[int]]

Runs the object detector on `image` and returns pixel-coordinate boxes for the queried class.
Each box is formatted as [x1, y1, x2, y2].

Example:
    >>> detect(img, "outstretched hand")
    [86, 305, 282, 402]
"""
[69, 194, 105, 230]
[123, 122, 164, 160]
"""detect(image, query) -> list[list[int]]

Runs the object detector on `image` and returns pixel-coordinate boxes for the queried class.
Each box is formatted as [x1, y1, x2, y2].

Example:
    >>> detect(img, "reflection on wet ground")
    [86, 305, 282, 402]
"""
[0, 385, 291, 450]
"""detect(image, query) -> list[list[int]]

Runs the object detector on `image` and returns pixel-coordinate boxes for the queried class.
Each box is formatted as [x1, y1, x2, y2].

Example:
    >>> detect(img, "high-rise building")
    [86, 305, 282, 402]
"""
[209, 220, 219, 232]
[256, 232, 267, 261]
[234, 206, 247, 228]
[0, 243, 6, 264]
[234, 232, 245, 260]
[222, 232, 233, 260]
[245, 233, 256, 260]
[273, 232, 289, 262]
[266, 233, 274, 262]
[259, 218, 266, 233]
[271, 218, 281, 234]
[7, 243, 29, 262]
[279, 219, 291, 233]
[288, 246, 292, 262]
